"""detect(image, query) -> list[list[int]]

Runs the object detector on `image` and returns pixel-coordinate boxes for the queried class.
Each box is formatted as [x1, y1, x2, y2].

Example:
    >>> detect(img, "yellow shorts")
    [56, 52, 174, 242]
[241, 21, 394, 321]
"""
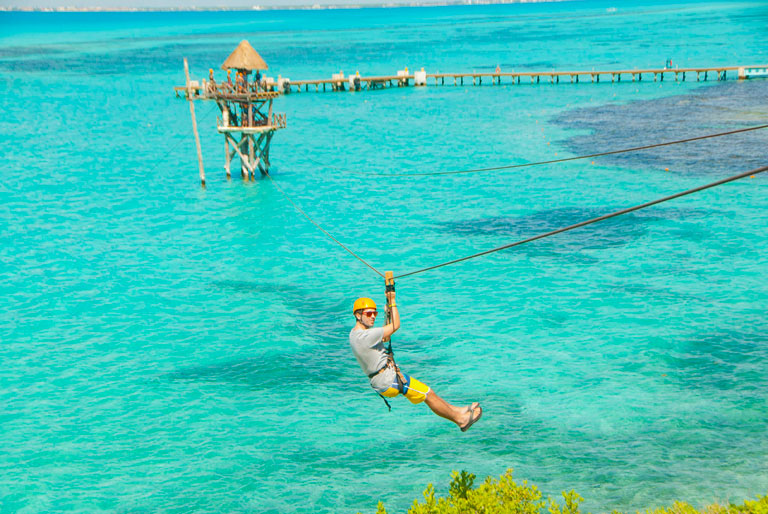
[379, 372, 430, 404]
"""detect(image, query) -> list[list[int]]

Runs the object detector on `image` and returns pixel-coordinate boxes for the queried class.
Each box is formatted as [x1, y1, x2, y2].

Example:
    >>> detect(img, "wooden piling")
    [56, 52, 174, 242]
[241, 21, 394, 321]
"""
[248, 136, 255, 180]
[225, 137, 231, 179]
[183, 58, 206, 188]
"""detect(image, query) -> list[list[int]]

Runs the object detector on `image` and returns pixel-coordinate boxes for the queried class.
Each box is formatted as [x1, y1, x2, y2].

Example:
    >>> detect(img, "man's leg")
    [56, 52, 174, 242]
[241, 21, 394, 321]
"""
[424, 390, 481, 428]
[401, 374, 482, 430]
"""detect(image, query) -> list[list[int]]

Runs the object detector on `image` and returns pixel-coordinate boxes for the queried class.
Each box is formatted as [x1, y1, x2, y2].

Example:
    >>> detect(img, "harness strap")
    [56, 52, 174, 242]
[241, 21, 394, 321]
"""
[368, 364, 389, 379]
[367, 353, 396, 379]
[394, 367, 406, 394]
[377, 392, 392, 412]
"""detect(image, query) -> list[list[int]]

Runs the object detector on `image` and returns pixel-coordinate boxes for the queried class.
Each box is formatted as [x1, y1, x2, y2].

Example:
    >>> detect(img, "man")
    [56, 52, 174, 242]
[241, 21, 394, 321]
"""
[349, 291, 482, 432]
[226, 69, 234, 91]
[207, 68, 217, 94]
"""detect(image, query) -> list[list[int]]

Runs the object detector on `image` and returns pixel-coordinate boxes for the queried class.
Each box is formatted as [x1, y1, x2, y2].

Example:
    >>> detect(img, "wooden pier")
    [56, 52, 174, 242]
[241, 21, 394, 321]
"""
[276, 64, 768, 93]
[174, 54, 767, 186]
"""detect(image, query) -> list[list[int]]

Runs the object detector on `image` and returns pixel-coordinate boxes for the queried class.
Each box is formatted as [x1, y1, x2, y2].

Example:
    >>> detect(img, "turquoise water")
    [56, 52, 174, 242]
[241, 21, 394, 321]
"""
[1, 1, 767, 512]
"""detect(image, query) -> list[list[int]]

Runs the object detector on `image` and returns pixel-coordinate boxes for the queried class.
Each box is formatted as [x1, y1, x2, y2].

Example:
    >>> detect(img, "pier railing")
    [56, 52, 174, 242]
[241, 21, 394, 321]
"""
[174, 81, 282, 100]
[283, 64, 768, 93]
[216, 112, 287, 130]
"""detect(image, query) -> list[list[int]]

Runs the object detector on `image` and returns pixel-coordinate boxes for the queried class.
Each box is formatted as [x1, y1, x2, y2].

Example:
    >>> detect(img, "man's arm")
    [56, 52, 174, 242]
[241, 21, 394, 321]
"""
[382, 290, 400, 340]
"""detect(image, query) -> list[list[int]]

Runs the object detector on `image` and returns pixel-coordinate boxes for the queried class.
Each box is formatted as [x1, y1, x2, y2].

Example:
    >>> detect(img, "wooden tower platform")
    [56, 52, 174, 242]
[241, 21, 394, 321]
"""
[214, 90, 287, 179]
[177, 40, 287, 185]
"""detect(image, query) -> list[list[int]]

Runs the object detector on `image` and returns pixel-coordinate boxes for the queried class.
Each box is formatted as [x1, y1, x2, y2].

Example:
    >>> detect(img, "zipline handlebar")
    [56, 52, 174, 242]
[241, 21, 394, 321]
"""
[385, 271, 395, 294]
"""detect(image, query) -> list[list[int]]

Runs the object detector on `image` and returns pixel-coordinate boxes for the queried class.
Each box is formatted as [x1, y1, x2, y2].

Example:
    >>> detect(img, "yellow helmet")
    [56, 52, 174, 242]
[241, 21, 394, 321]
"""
[353, 297, 376, 313]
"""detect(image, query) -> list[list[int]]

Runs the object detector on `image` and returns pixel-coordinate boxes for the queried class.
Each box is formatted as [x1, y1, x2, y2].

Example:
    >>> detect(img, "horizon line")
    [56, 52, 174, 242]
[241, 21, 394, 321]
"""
[0, 0, 570, 13]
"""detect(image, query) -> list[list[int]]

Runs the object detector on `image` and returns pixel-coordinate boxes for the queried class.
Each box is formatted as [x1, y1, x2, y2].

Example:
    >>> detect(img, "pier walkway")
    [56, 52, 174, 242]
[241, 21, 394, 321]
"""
[285, 64, 768, 93]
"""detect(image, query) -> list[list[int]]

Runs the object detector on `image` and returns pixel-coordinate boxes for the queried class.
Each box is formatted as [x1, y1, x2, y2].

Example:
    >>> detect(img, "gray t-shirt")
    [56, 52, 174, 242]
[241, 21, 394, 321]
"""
[349, 326, 396, 391]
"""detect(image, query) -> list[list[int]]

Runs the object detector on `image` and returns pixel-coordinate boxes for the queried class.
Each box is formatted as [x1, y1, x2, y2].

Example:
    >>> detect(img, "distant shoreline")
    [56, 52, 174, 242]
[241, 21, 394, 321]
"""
[0, 0, 570, 13]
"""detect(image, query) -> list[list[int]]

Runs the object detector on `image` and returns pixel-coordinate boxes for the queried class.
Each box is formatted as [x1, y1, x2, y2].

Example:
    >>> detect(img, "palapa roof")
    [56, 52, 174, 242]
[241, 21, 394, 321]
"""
[221, 40, 268, 71]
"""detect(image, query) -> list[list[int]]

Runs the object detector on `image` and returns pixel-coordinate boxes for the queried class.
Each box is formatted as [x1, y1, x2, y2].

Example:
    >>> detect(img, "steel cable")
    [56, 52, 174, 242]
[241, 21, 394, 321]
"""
[307, 124, 768, 178]
[394, 165, 767, 279]
[264, 171, 385, 278]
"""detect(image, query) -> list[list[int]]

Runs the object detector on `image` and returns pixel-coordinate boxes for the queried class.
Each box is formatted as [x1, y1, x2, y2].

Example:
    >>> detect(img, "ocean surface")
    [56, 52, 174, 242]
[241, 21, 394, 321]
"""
[1, 1, 767, 512]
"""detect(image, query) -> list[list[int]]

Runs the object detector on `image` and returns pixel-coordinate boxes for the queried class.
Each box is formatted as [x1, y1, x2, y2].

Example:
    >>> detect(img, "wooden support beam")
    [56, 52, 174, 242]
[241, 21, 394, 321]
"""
[229, 137, 256, 175]
[255, 132, 267, 174]
[248, 135, 255, 180]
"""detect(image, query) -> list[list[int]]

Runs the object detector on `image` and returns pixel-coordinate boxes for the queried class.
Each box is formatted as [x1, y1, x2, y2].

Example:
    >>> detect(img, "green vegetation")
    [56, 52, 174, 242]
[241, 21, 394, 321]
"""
[370, 469, 768, 514]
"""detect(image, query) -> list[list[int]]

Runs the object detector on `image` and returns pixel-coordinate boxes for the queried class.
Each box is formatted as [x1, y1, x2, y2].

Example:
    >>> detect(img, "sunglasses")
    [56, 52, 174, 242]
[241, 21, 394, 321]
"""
[362, 310, 378, 317]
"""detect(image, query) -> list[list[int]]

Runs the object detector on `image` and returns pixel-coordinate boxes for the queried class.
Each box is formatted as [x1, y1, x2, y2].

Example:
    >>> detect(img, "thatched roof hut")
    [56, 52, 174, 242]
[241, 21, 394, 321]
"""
[221, 40, 268, 72]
